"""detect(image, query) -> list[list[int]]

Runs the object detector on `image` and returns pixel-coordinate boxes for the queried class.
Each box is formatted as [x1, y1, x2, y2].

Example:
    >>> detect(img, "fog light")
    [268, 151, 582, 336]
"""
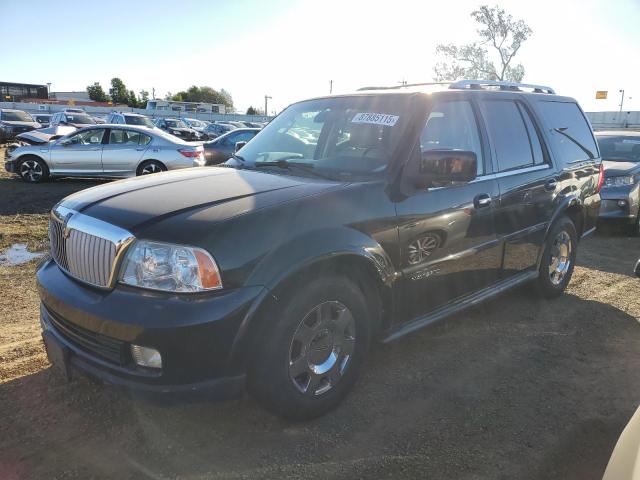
[618, 200, 627, 207]
[131, 344, 162, 369]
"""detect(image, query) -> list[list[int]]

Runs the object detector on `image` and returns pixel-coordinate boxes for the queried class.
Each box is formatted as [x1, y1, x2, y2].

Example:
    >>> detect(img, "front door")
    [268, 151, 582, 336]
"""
[396, 99, 502, 321]
[101, 129, 151, 176]
[49, 128, 105, 175]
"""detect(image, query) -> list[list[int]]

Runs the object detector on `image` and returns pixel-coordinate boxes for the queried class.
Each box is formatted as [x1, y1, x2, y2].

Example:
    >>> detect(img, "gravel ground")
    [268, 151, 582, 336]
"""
[0, 155, 639, 480]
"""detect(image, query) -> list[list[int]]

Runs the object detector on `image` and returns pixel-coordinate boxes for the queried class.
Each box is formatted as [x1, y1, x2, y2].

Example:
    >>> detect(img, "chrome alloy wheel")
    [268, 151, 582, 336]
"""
[141, 163, 162, 174]
[288, 301, 356, 396]
[20, 160, 43, 182]
[548, 230, 572, 285]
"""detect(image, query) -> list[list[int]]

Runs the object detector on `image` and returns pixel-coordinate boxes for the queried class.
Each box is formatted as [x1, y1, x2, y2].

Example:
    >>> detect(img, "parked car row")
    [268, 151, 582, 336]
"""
[4, 124, 205, 182]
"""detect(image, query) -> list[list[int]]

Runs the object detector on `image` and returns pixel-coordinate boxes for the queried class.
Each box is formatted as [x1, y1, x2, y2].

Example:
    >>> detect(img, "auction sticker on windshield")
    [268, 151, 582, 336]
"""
[351, 113, 399, 126]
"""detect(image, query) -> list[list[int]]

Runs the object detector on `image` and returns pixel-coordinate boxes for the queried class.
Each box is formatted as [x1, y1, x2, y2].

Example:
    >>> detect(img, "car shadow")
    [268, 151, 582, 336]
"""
[1, 294, 638, 480]
[0, 174, 110, 216]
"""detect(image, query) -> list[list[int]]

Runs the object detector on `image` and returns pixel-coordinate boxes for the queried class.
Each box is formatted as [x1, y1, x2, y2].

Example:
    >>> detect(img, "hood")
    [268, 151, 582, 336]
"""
[58, 167, 340, 232]
[603, 160, 640, 176]
[2, 121, 41, 129]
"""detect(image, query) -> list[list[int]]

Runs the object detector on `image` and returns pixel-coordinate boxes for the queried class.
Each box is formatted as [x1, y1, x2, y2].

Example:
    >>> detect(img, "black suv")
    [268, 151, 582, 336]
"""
[37, 81, 602, 420]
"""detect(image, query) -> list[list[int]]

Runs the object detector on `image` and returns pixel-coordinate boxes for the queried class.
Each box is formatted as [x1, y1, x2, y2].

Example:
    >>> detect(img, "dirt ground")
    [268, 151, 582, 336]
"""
[0, 153, 639, 480]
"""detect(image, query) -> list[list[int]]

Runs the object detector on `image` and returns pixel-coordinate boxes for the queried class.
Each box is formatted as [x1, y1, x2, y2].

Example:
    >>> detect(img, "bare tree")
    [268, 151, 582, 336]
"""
[433, 5, 532, 82]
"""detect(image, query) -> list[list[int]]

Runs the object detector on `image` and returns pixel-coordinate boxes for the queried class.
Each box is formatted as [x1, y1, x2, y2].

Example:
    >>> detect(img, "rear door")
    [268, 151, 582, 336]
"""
[396, 99, 501, 319]
[101, 128, 151, 175]
[49, 128, 105, 175]
[479, 98, 557, 276]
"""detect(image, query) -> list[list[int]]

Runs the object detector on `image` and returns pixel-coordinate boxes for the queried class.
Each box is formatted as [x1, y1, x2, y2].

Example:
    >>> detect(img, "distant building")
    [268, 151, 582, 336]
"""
[146, 99, 226, 114]
[51, 91, 92, 102]
[0, 81, 48, 101]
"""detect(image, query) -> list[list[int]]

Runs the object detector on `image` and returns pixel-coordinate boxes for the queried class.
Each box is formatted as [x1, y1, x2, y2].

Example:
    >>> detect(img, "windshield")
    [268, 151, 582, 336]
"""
[596, 135, 640, 162]
[125, 116, 154, 127]
[231, 95, 412, 178]
[166, 120, 187, 128]
[66, 114, 95, 125]
[2, 111, 34, 122]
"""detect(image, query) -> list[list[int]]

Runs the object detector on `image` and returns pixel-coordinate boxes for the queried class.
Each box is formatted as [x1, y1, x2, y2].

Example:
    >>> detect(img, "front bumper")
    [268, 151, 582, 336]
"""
[37, 258, 265, 398]
[598, 184, 639, 222]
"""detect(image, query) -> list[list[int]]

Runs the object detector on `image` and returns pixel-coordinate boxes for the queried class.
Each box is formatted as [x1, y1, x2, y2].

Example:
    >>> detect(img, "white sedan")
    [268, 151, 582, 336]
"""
[4, 124, 205, 183]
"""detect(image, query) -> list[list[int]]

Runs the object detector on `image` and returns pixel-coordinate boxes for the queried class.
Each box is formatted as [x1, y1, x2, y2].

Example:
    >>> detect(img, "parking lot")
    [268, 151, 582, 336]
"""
[0, 145, 638, 480]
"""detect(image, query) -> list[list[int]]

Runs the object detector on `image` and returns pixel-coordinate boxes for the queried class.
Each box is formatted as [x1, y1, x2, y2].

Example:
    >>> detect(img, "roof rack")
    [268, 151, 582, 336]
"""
[357, 82, 451, 91]
[449, 80, 555, 94]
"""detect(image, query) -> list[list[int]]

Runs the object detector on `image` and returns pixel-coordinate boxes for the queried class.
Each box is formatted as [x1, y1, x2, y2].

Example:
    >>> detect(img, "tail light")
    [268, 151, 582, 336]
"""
[596, 162, 604, 193]
[178, 149, 200, 158]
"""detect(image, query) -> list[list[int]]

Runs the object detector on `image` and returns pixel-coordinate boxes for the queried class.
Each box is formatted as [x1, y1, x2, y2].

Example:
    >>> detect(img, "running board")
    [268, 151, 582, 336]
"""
[383, 270, 539, 343]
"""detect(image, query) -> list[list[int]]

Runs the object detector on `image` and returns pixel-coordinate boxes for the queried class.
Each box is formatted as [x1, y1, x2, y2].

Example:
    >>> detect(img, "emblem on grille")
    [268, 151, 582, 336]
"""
[62, 212, 74, 239]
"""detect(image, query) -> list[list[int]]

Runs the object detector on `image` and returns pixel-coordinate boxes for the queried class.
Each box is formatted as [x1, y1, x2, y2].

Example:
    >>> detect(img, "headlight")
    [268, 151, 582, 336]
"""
[604, 175, 635, 187]
[119, 240, 222, 292]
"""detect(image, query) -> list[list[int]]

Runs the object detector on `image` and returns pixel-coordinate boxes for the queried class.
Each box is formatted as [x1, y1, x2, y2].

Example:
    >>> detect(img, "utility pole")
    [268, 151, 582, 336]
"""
[152, 87, 156, 100]
[329, 80, 333, 94]
[264, 95, 272, 117]
[46, 82, 51, 100]
[619, 89, 625, 115]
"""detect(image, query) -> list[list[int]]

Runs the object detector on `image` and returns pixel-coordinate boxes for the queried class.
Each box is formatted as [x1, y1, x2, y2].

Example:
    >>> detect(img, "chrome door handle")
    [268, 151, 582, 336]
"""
[474, 194, 492, 208]
[136, 147, 145, 151]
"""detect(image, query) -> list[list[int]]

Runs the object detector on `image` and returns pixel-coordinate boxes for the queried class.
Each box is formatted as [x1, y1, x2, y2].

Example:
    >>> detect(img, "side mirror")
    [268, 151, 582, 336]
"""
[60, 138, 72, 146]
[235, 141, 247, 152]
[417, 149, 477, 188]
[635, 259, 640, 278]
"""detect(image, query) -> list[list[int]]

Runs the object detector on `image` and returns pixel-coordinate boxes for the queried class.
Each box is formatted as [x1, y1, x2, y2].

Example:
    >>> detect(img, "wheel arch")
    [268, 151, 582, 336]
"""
[136, 158, 166, 175]
[226, 231, 398, 370]
[15, 153, 51, 176]
[536, 195, 583, 270]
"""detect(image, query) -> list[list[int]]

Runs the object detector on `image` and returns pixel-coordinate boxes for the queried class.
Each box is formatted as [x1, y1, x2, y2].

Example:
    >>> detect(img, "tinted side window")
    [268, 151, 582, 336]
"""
[538, 101, 598, 163]
[480, 100, 533, 172]
[518, 104, 545, 165]
[420, 100, 484, 174]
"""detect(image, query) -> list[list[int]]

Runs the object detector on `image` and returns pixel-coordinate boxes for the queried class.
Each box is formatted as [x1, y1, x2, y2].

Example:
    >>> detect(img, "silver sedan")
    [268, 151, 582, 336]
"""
[4, 124, 206, 183]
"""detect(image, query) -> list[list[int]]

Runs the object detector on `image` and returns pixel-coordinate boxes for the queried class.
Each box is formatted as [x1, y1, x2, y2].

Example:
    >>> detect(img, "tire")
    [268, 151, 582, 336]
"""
[18, 156, 49, 183]
[536, 216, 578, 298]
[137, 160, 166, 176]
[247, 275, 371, 420]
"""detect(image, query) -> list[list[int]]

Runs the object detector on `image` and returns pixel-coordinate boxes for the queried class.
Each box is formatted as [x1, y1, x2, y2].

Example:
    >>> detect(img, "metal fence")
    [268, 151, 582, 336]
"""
[585, 111, 640, 129]
[0, 101, 271, 123]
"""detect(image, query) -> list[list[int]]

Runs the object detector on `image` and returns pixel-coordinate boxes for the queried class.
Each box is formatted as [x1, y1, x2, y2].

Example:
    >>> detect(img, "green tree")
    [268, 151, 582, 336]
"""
[138, 90, 149, 107]
[246, 106, 258, 115]
[127, 90, 139, 108]
[109, 78, 129, 105]
[433, 5, 532, 82]
[86, 82, 109, 102]
[172, 86, 234, 109]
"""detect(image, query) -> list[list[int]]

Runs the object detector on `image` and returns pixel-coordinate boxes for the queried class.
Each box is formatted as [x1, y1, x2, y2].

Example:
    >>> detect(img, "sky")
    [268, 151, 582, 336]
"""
[2, 0, 639, 114]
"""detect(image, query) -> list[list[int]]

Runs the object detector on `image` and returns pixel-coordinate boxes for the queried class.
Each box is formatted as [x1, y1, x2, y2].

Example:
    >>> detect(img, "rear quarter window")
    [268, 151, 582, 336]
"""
[538, 101, 598, 163]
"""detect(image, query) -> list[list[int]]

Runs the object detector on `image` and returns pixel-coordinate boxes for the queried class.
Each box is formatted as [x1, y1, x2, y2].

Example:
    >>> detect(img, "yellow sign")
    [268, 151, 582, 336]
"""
[596, 91, 608, 99]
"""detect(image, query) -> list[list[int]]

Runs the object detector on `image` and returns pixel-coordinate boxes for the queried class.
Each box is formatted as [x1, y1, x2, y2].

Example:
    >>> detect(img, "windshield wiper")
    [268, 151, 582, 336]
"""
[232, 153, 246, 162]
[254, 159, 335, 180]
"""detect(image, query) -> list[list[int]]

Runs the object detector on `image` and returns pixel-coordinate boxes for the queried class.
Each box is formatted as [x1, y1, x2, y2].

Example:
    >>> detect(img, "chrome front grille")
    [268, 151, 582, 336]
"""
[49, 206, 134, 288]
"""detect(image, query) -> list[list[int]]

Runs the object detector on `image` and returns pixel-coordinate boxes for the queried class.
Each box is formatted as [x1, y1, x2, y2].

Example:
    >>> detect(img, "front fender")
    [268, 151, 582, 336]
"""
[246, 226, 398, 289]
[227, 227, 399, 369]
